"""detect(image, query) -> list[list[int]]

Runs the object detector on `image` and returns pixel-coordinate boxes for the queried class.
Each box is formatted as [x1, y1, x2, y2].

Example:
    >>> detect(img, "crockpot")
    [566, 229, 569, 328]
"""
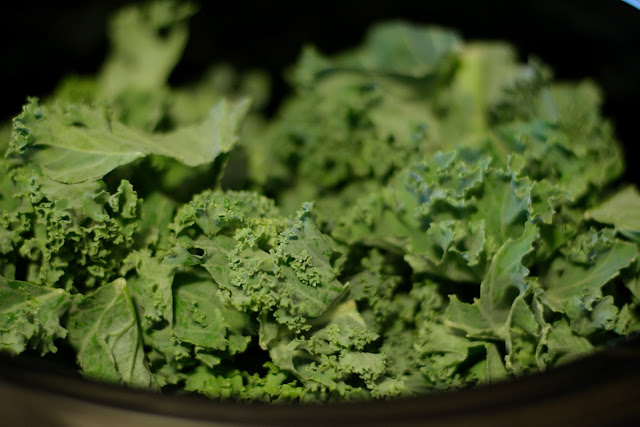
[1, 0, 639, 425]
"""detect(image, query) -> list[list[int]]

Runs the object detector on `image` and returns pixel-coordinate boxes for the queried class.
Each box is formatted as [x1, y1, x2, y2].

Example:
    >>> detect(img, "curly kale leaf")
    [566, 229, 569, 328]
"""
[168, 191, 347, 333]
[2, 163, 140, 290]
[0, 276, 71, 356]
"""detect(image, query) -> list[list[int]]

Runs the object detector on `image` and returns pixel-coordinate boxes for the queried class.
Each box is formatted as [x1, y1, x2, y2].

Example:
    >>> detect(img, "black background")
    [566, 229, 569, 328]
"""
[1, 0, 638, 176]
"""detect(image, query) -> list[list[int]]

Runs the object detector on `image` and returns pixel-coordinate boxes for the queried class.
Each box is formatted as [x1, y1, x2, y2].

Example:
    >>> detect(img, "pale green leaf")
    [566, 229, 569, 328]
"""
[98, 0, 196, 98]
[542, 240, 637, 313]
[11, 98, 249, 184]
[67, 278, 156, 389]
[479, 222, 537, 328]
[586, 186, 640, 240]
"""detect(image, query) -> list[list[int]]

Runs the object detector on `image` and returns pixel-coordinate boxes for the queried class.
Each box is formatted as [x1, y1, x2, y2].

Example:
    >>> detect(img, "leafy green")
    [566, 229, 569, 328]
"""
[587, 186, 640, 241]
[0, 276, 71, 355]
[1, 0, 638, 404]
[3, 164, 141, 290]
[541, 236, 637, 315]
[67, 278, 156, 389]
[97, 0, 196, 99]
[446, 222, 538, 340]
[167, 191, 349, 340]
[9, 97, 249, 184]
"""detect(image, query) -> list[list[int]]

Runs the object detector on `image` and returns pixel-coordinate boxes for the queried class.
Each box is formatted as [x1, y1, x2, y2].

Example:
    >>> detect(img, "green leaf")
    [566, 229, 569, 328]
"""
[123, 250, 175, 330]
[586, 186, 640, 241]
[540, 319, 593, 366]
[184, 366, 246, 400]
[346, 249, 404, 331]
[267, 300, 385, 400]
[438, 42, 526, 143]
[472, 171, 531, 250]
[269, 204, 347, 326]
[67, 278, 156, 389]
[479, 222, 538, 329]
[570, 295, 619, 336]
[444, 223, 537, 344]
[3, 164, 141, 290]
[174, 195, 347, 333]
[0, 276, 71, 355]
[414, 322, 486, 390]
[173, 274, 251, 353]
[505, 294, 545, 374]
[98, 0, 196, 98]
[135, 191, 177, 252]
[0, 122, 11, 154]
[336, 22, 461, 78]
[482, 343, 509, 384]
[445, 295, 493, 339]
[614, 304, 640, 335]
[542, 240, 637, 313]
[10, 97, 250, 184]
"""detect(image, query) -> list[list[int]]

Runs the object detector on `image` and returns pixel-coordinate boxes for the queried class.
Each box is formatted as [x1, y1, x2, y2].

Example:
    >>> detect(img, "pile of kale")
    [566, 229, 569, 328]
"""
[1, 1, 639, 402]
